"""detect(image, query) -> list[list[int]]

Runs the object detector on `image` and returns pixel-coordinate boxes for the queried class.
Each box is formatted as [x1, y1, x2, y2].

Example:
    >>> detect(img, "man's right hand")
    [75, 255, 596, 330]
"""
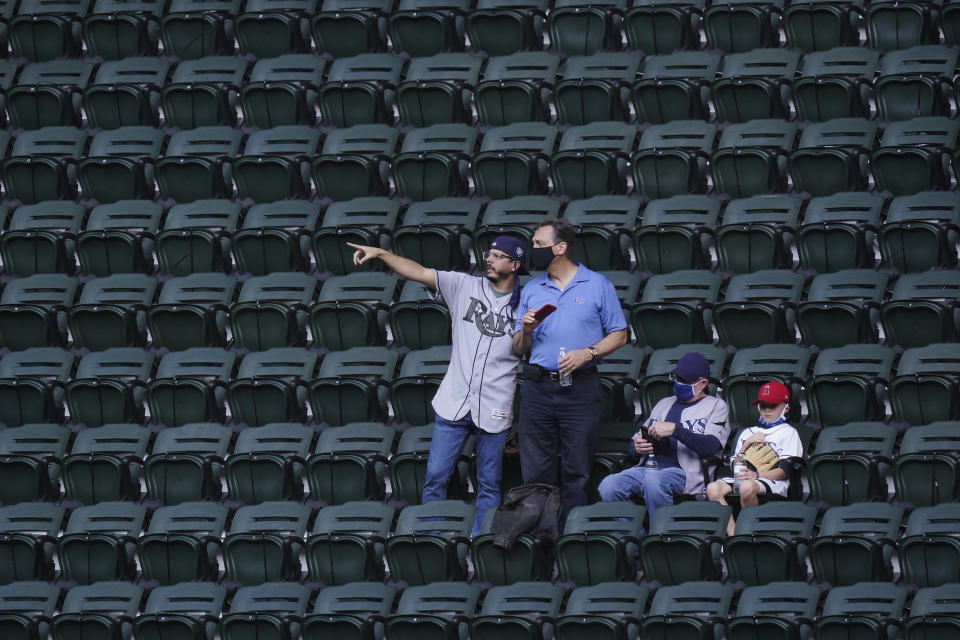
[347, 242, 383, 266]
[520, 309, 541, 335]
[633, 434, 654, 455]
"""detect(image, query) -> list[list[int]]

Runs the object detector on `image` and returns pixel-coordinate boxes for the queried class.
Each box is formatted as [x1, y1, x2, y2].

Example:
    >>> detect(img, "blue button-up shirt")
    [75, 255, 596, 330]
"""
[515, 264, 627, 369]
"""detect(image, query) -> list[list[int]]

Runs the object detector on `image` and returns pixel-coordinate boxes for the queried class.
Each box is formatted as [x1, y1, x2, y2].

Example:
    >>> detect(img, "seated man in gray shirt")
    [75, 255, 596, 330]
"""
[598, 352, 730, 518]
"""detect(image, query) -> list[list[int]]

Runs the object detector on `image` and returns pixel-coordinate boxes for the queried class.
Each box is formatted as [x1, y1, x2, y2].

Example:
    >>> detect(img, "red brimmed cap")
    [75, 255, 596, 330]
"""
[752, 381, 789, 405]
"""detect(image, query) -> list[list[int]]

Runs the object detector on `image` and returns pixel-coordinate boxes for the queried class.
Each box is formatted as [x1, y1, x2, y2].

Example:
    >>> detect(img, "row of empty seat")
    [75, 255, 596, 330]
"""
[4, 577, 958, 640]
[3, 47, 959, 131]
[3, 499, 960, 589]
[4, 0, 960, 61]
[0, 191, 956, 278]
[2, 118, 958, 207]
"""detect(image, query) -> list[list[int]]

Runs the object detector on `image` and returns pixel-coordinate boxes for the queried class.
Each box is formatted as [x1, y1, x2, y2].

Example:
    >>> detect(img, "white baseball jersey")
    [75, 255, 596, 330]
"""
[724, 423, 804, 496]
[429, 270, 520, 433]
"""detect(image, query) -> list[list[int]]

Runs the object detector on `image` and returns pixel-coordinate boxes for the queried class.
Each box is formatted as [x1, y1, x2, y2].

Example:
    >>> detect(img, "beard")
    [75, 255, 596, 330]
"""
[485, 263, 512, 284]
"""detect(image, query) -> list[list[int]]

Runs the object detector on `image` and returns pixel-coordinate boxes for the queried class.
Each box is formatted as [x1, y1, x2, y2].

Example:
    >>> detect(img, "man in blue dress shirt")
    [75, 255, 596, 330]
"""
[512, 218, 629, 518]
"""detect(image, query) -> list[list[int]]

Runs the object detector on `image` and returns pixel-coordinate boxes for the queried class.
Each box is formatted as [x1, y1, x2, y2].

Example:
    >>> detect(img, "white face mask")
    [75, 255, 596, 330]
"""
[758, 405, 789, 427]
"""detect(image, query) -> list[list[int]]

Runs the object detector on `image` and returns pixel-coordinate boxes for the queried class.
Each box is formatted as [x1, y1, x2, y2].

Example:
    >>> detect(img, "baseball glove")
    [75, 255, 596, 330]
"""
[742, 442, 780, 472]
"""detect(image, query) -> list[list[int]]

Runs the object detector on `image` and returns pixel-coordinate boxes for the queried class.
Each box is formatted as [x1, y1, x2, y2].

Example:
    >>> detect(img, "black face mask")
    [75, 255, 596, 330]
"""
[530, 245, 557, 270]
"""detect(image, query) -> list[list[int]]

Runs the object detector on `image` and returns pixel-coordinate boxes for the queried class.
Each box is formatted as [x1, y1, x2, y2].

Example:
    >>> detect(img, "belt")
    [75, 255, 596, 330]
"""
[524, 363, 598, 382]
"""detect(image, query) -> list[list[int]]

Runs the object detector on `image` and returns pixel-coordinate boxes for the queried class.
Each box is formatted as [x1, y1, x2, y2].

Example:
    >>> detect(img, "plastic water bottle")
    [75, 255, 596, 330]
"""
[642, 427, 658, 470]
[558, 347, 572, 387]
[733, 454, 748, 491]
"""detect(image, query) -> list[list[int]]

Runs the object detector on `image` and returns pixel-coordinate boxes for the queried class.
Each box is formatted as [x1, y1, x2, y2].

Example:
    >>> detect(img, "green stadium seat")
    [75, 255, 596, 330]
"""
[241, 54, 327, 128]
[0, 274, 77, 350]
[547, 0, 626, 55]
[810, 503, 903, 585]
[67, 273, 156, 350]
[232, 200, 321, 275]
[715, 194, 801, 273]
[793, 47, 878, 122]
[51, 581, 142, 640]
[82, 0, 162, 59]
[233, 125, 321, 203]
[796, 191, 883, 273]
[466, 0, 549, 55]
[385, 500, 474, 585]
[393, 124, 479, 201]
[473, 122, 557, 199]
[65, 348, 153, 427]
[134, 582, 226, 640]
[162, 57, 246, 129]
[0, 503, 63, 583]
[893, 422, 960, 507]
[306, 422, 395, 504]
[7, 61, 92, 130]
[225, 422, 312, 503]
[554, 52, 640, 125]
[312, 124, 399, 200]
[632, 120, 715, 199]
[147, 273, 237, 350]
[78, 126, 164, 204]
[563, 195, 638, 270]
[317, 53, 404, 127]
[137, 501, 229, 583]
[306, 501, 395, 584]
[156, 200, 242, 275]
[235, 0, 316, 57]
[796, 269, 888, 348]
[311, 0, 391, 57]
[227, 347, 317, 426]
[475, 51, 559, 126]
[397, 53, 483, 126]
[142, 423, 231, 503]
[57, 502, 146, 584]
[308, 346, 395, 426]
[388, 0, 469, 56]
[146, 348, 236, 427]
[160, 0, 240, 59]
[712, 48, 799, 123]
[310, 272, 398, 350]
[788, 117, 877, 197]
[3, 128, 85, 205]
[77, 200, 162, 276]
[229, 271, 316, 351]
[223, 501, 310, 584]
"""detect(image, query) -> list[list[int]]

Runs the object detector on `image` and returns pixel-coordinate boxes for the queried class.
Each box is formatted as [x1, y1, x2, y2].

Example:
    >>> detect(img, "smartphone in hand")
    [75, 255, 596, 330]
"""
[534, 304, 557, 321]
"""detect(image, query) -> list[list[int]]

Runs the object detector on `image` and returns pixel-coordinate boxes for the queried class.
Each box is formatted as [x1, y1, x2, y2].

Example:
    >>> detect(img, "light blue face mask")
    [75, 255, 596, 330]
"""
[758, 406, 789, 427]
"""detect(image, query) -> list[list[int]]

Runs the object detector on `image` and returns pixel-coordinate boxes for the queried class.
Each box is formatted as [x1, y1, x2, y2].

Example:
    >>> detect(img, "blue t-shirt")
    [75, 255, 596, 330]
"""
[514, 264, 627, 369]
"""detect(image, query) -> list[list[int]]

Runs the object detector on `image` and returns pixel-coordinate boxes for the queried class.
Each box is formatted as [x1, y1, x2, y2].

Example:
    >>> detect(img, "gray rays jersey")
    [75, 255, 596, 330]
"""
[431, 270, 520, 433]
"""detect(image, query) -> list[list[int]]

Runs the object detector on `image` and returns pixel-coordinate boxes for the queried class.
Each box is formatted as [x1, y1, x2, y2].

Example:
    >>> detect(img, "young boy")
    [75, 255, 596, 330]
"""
[706, 381, 803, 536]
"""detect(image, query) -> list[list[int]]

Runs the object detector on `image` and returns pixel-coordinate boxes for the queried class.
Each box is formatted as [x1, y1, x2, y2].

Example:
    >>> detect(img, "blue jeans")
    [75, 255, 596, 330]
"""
[421, 413, 508, 536]
[597, 465, 687, 519]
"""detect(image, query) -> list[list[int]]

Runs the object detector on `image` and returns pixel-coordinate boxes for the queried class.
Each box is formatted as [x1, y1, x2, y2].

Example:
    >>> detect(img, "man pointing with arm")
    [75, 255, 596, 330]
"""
[349, 236, 527, 534]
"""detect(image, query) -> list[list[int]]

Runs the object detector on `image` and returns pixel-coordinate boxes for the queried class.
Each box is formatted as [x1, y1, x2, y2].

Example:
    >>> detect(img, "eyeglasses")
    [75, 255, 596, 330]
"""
[669, 374, 704, 385]
[483, 251, 514, 262]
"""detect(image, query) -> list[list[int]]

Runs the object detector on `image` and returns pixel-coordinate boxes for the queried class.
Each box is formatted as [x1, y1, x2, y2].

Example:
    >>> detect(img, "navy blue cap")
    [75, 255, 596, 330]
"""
[490, 235, 526, 262]
[671, 352, 710, 382]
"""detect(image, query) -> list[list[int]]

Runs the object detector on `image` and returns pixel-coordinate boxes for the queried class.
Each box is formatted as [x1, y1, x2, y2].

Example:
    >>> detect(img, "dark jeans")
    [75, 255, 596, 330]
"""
[518, 368, 601, 520]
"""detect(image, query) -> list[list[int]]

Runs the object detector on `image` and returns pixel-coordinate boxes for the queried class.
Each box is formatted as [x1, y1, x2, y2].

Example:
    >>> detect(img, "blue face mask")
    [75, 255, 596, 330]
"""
[758, 406, 789, 427]
[673, 381, 697, 402]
